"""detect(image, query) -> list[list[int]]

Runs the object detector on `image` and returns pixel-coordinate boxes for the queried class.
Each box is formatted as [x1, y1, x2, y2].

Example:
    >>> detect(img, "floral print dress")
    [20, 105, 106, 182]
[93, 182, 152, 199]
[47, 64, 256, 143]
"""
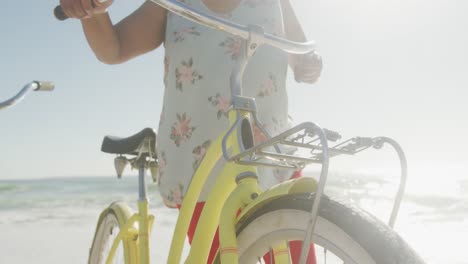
[158, 0, 293, 206]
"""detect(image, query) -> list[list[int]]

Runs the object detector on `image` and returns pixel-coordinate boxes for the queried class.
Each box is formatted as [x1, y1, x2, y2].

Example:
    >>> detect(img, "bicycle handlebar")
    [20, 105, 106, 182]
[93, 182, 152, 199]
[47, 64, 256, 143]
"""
[149, 0, 315, 54]
[0, 81, 55, 111]
[54, 0, 315, 54]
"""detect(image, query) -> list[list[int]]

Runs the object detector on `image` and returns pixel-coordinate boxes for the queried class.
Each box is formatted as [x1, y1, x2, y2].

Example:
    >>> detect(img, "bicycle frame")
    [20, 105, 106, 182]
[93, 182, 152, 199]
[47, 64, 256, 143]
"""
[102, 110, 321, 264]
[103, 34, 320, 264]
[156, 2, 321, 260]
[100, 1, 408, 263]
[100, 103, 408, 264]
[172, 109, 259, 264]
[164, 6, 325, 263]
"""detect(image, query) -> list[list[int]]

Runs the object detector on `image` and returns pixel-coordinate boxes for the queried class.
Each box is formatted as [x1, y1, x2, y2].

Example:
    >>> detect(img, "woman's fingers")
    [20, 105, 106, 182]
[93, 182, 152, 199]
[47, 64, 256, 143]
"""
[59, 0, 86, 18]
[59, 0, 112, 19]
[72, 0, 88, 18]
[93, 0, 114, 13]
[294, 52, 323, 84]
[295, 71, 321, 83]
[81, 0, 94, 18]
[59, 0, 73, 18]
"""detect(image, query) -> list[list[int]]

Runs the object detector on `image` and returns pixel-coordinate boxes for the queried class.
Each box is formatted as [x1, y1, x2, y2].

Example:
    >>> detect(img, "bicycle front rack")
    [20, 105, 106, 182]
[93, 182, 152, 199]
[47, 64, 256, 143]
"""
[231, 121, 408, 229]
[230, 122, 386, 169]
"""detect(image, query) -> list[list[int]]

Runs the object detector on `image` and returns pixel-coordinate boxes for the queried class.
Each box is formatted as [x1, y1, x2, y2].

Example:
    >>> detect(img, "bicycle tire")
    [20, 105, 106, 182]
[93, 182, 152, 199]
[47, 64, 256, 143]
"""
[217, 193, 425, 264]
[88, 202, 136, 264]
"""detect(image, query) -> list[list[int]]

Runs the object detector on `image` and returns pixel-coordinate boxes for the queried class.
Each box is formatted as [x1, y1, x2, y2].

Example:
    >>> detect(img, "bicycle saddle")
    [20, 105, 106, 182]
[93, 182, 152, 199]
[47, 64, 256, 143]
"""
[101, 128, 156, 155]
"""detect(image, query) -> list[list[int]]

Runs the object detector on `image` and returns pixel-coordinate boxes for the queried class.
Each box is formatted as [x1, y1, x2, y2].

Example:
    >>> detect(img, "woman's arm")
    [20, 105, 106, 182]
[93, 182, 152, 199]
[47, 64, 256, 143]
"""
[280, 0, 306, 43]
[61, 0, 167, 64]
[280, 0, 322, 84]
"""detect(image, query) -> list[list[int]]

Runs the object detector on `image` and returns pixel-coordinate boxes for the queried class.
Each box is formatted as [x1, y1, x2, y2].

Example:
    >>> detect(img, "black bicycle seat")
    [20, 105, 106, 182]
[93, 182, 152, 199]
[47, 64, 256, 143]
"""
[101, 128, 156, 155]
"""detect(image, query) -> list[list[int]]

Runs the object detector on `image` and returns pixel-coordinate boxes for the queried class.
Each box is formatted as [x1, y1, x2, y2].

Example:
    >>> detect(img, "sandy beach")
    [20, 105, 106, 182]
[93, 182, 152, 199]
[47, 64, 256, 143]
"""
[0, 207, 184, 263]
[0, 176, 466, 263]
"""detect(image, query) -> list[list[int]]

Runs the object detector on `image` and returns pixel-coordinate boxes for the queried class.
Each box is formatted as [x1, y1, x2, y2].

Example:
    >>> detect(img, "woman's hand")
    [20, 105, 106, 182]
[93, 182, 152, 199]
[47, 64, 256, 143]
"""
[59, 0, 113, 19]
[293, 51, 323, 84]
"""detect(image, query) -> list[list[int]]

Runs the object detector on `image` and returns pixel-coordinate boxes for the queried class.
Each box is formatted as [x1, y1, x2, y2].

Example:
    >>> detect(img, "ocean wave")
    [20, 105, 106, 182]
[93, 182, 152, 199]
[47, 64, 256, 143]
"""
[2, 176, 467, 225]
[458, 179, 468, 193]
[0, 184, 18, 193]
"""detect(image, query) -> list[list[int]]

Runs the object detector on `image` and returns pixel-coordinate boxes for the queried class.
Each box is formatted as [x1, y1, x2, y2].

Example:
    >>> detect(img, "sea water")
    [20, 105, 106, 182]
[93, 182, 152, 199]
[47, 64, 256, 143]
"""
[0, 172, 466, 263]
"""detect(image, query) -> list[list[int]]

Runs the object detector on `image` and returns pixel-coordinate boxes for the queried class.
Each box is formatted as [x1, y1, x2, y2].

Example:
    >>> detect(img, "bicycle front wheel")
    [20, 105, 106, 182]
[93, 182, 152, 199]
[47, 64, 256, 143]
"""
[234, 194, 425, 264]
[88, 202, 136, 264]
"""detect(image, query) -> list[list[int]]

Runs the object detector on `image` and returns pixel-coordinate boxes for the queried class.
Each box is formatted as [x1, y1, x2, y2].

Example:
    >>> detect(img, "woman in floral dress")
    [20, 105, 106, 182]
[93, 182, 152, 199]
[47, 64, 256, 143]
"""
[60, 0, 322, 262]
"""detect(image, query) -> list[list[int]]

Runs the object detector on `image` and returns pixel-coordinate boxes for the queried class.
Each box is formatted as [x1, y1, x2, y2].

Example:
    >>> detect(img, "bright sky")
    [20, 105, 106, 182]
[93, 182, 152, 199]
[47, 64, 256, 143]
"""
[1, 0, 467, 181]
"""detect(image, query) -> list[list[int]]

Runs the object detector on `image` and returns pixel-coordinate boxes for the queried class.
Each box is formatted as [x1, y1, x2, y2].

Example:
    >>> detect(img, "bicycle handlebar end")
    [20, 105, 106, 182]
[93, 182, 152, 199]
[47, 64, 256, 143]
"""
[34, 81, 55, 91]
[54, 5, 69, 21]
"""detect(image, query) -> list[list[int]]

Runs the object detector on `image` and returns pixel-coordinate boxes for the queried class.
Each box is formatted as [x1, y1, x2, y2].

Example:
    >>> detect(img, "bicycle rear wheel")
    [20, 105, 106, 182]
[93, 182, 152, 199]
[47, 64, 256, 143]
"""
[233, 194, 425, 264]
[88, 202, 136, 264]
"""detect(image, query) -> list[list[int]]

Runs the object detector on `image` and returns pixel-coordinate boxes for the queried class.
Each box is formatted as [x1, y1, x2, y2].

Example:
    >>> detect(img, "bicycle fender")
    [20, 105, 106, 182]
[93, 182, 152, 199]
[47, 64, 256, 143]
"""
[90, 202, 135, 243]
[90, 202, 132, 243]
[109, 201, 134, 223]
[88, 202, 137, 264]
[237, 177, 318, 221]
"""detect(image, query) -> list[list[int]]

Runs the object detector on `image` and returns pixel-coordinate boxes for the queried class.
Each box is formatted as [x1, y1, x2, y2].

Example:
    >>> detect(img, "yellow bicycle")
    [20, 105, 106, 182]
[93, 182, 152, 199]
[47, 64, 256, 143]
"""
[54, 0, 426, 263]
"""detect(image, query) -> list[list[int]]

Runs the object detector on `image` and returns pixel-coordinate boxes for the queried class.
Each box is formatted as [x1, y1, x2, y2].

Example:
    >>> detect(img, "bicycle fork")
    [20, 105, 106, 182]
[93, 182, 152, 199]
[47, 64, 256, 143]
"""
[218, 175, 260, 264]
[218, 174, 294, 264]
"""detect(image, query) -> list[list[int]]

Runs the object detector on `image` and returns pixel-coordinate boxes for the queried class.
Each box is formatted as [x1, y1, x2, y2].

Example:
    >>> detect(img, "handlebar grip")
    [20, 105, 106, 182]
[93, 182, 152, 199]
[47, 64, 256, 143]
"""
[34, 81, 55, 91]
[54, 5, 69, 21]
